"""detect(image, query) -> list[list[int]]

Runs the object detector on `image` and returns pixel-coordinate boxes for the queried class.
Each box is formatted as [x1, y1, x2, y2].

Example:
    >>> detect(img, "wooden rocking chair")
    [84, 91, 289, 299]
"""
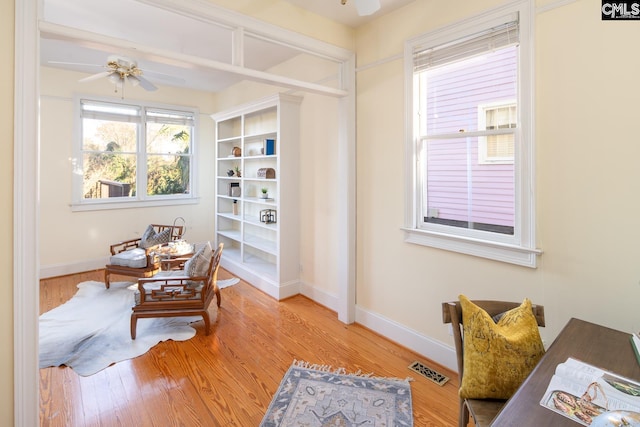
[130, 242, 223, 339]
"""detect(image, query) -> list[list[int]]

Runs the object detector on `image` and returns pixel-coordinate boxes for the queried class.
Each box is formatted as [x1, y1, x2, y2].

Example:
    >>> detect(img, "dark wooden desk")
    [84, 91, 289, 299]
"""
[492, 318, 640, 426]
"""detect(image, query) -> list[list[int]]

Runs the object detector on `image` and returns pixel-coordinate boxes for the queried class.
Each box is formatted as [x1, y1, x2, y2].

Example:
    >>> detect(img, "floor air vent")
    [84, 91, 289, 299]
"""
[408, 361, 450, 386]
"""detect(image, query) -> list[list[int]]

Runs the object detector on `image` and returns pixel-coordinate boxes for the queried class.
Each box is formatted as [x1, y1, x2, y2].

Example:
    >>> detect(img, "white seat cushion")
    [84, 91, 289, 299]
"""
[110, 248, 148, 268]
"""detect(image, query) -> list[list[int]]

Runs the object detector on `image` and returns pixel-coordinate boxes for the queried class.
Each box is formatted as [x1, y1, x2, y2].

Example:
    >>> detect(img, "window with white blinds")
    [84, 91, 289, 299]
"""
[72, 97, 198, 210]
[403, 0, 539, 268]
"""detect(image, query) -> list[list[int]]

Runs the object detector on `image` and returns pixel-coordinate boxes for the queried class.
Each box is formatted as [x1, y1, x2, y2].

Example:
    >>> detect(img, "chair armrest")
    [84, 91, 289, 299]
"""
[109, 237, 142, 255]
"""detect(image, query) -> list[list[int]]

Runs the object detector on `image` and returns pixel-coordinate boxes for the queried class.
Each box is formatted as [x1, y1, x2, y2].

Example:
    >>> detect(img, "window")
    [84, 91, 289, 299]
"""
[478, 102, 516, 164]
[404, 0, 539, 267]
[73, 98, 197, 210]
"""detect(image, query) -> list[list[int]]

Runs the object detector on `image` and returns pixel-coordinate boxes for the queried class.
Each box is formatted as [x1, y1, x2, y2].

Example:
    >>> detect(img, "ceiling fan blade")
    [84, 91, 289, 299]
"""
[143, 69, 186, 85]
[78, 71, 114, 83]
[135, 75, 158, 92]
[354, 0, 380, 16]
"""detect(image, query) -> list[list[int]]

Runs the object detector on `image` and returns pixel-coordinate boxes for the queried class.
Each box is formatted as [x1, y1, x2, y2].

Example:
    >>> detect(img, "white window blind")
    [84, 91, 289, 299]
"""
[413, 17, 519, 73]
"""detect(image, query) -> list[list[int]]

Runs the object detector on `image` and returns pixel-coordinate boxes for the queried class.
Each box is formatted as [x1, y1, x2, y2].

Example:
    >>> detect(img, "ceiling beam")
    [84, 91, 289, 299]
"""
[39, 21, 349, 98]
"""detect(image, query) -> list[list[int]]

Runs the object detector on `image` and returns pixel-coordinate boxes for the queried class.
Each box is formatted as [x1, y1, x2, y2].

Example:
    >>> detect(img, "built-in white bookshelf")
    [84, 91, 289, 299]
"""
[211, 93, 302, 300]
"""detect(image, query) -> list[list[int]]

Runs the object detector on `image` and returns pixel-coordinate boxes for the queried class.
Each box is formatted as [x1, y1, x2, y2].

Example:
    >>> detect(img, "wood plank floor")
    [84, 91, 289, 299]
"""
[39, 269, 460, 426]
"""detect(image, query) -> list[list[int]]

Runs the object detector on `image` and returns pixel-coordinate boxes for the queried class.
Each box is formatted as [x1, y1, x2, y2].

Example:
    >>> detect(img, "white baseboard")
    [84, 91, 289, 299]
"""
[220, 258, 301, 300]
[299, 280, 458, 373]
[40, 258, 108, 279]
[40, 260, 458, 373]
[299, 280, 338, 309]
[355, 305, 458, 373]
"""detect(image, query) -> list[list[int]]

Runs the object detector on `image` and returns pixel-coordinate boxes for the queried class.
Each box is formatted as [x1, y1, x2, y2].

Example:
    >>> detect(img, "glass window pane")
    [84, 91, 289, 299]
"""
[82, 118, 137, 152]
[146, 122, 191, 154]
[423, 136, 514, 234]
[147, 154, 190, 196]
[421, 46, 517, 136]
[82, 152, 136, 199]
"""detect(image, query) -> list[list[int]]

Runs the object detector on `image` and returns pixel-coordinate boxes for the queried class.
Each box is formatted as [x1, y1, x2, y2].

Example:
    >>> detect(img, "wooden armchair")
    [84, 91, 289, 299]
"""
[104, 224, 184, 288]
[442, 300, 545, 427]
[131, 242, 223, 339]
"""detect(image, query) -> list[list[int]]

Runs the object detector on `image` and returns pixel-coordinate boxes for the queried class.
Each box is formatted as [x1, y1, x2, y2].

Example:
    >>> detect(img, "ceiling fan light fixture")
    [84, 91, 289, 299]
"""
[128, 75, 141, 87]
[354, 0, 381, 16]
[107, 72, 121, 84]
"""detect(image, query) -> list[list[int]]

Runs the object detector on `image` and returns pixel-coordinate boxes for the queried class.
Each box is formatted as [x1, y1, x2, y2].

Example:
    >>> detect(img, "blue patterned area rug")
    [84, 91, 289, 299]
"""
[260, 360, 414, 426]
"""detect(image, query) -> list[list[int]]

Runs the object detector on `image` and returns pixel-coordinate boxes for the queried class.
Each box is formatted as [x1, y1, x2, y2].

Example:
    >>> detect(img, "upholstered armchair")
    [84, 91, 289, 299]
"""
[104, 223, 184, 288]
[131, 242, 223, 339]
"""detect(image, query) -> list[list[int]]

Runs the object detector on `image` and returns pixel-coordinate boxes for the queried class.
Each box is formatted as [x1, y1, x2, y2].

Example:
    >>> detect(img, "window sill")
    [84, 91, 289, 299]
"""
[71, 197, 199, 212]
[401, 227, 542, 268]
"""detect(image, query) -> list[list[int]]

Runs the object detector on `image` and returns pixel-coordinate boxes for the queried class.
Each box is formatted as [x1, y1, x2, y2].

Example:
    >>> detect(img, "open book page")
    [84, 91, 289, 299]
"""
[540, 357, 640, 426]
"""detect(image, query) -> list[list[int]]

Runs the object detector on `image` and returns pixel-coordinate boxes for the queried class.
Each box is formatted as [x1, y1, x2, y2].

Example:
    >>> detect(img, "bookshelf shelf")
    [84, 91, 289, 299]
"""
[211, 94, 302, 299]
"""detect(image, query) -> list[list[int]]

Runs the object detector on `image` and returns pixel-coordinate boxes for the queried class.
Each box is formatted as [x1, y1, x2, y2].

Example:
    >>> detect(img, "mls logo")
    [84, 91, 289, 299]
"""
[602, 1, 640, 19]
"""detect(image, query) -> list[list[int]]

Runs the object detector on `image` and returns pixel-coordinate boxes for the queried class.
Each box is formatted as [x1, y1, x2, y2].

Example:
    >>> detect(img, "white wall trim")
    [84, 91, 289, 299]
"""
[14, 0, 40, 425]
[337, 53, 357, 324]
[355, 305, 458, 373]
[40, 258, 108, 280]
[299, 281, 339, 311]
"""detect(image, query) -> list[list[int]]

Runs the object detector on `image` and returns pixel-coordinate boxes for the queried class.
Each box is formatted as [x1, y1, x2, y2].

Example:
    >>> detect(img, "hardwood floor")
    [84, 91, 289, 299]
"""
[39, 269, 460, 426]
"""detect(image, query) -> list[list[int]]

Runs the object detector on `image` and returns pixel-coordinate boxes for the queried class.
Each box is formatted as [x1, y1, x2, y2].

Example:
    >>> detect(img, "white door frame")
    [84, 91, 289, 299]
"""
[14, 0, 356, 424]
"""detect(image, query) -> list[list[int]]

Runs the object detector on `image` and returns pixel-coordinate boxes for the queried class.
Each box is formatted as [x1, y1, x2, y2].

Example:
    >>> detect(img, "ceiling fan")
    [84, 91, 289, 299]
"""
[77, 55, 158, 92]
[340, 0, 381, 16]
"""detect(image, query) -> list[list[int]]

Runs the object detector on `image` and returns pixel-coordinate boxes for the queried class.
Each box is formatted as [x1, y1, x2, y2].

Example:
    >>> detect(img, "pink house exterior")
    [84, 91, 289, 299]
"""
[422, 47, 516, 230]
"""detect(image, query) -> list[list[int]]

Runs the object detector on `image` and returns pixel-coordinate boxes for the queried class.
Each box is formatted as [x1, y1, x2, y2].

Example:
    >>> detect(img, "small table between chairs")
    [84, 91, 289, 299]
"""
[155, 241, 195, 271]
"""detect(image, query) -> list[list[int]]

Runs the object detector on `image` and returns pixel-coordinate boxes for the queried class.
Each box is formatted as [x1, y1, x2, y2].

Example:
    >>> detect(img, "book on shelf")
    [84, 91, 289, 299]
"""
[540, 357, 640, 425]
[264, 138, 275, 155]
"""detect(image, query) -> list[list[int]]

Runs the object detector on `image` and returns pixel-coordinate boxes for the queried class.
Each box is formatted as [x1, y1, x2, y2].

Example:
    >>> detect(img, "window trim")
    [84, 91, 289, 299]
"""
[403, 0, 540, 268]
[71, 94, 199, 211]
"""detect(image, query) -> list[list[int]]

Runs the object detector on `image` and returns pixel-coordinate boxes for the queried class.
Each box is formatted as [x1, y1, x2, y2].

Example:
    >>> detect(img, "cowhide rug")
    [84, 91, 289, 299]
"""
[39, 278, 238, 376]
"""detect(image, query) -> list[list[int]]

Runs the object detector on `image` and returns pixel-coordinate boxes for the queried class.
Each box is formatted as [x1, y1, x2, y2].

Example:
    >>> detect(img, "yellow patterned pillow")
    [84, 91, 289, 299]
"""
[458, 295, 545, 399]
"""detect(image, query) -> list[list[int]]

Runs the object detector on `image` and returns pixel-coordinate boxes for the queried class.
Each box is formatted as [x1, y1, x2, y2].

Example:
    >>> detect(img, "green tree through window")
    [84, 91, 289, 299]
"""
[78, 99, 195, 203]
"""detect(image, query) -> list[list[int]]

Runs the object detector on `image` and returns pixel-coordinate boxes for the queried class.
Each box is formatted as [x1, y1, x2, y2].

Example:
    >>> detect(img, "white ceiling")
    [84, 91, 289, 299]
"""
[282, 0, 414, 27]
[41, 0, 413, 93]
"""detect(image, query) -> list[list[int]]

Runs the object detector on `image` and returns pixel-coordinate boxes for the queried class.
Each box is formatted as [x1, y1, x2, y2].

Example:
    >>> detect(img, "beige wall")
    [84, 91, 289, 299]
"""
[2, 0, 13, 423]
[39, 67, 217, 271]
[355, 0, 640, 349]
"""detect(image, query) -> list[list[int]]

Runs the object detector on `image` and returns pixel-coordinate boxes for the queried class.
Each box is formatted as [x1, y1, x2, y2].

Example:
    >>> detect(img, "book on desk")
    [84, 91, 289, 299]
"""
[540, 357, 640, 425]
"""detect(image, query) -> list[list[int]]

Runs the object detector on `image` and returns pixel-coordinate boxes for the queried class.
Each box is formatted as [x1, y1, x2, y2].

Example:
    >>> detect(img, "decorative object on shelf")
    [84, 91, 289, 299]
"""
[232, 146, 241, 157]
[264, 138, 276, 155]
[232, 199, 238, 215]
[234, 165, 241, 177]
[257, 167, 276, 179]
[260, 209, 277, 224]
[228, 182, 240, 197]
[226, 169, 235, 177]
[260, 188, 269, 199]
